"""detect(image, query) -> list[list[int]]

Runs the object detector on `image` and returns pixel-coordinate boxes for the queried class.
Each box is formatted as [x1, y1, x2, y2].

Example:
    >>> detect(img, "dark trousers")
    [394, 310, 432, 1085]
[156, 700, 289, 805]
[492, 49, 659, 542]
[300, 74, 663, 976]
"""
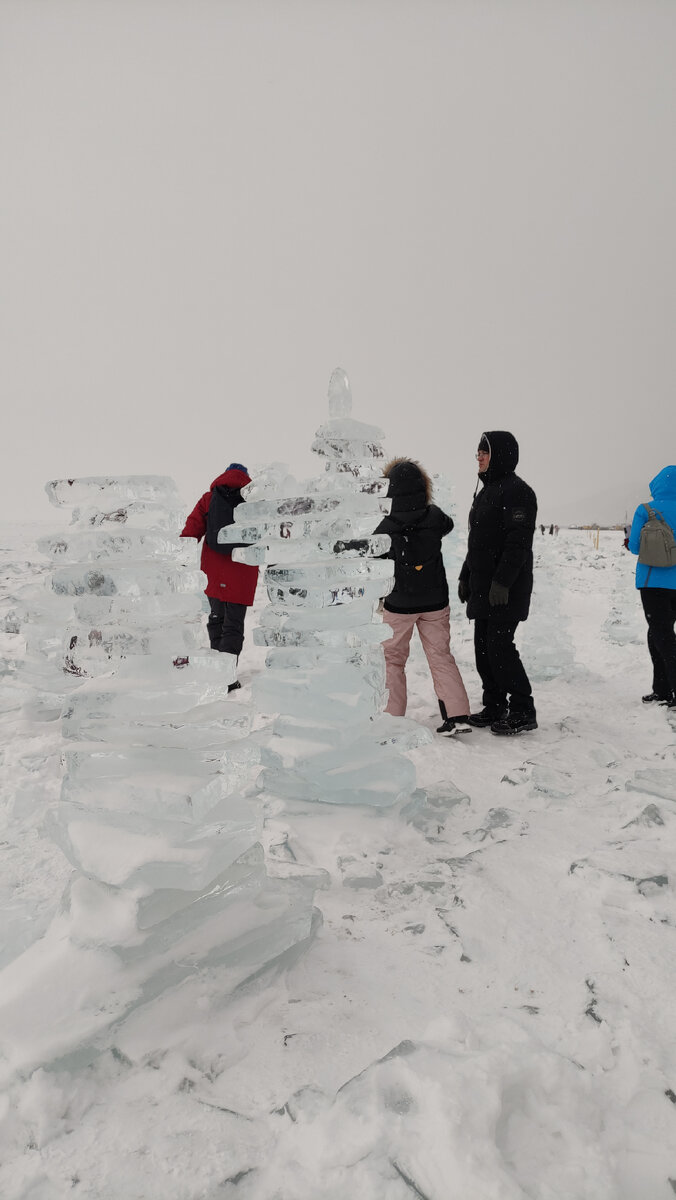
[207, 599, 247, 656]
[641, 588, 676, 698]
[474, 618, 534, 714]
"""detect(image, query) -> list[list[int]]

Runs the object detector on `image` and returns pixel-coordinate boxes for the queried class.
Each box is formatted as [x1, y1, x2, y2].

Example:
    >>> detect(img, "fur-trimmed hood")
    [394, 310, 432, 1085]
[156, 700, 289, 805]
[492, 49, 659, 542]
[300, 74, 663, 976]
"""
[383, 458, 432, 509]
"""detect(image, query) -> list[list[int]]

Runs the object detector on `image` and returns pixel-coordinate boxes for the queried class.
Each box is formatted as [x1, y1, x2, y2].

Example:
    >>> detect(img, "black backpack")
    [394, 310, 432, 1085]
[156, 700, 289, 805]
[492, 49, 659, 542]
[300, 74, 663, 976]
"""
[205, 486, 239, 555]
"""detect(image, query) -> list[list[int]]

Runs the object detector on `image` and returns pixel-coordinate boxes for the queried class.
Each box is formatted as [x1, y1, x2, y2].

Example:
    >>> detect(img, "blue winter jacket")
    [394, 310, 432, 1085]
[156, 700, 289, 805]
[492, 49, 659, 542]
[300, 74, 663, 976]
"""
[628, 465, 676, 590]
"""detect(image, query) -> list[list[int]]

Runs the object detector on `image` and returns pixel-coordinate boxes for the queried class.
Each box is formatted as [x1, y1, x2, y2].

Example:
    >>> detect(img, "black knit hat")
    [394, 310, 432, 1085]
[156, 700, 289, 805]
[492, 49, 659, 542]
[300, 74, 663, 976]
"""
[477, 435, 490, 454]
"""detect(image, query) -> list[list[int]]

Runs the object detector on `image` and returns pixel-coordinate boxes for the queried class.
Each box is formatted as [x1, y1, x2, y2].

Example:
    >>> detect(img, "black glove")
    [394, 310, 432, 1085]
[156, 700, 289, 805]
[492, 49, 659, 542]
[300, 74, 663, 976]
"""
[458, 579, 469, 604]
[489, 580, 509, 606]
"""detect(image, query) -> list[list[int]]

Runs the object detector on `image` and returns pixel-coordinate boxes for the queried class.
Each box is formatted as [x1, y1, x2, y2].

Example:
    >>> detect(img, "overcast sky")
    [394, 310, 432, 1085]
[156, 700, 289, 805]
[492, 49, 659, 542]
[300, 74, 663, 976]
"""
[2, 0, 675, 525]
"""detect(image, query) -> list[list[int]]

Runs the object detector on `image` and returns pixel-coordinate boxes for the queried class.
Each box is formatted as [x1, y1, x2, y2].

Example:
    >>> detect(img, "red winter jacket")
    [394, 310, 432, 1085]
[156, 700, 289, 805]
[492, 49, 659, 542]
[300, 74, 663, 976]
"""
[181, 468, 259, 604]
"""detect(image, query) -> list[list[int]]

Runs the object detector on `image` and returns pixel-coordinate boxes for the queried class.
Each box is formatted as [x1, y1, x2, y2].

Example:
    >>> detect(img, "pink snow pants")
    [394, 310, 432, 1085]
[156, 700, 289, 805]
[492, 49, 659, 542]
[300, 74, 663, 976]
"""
[382, 605, 470, 718]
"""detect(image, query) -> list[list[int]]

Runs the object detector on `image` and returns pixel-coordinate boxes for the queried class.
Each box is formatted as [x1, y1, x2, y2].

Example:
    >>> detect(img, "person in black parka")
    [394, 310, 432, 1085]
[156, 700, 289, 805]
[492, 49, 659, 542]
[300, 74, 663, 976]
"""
[374, 459, 471, 734]
[458, 431, 538, 735]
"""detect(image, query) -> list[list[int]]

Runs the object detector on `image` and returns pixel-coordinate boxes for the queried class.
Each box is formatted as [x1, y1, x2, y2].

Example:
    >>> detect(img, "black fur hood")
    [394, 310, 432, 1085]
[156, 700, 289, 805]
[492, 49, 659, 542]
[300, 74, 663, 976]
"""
[383, 458, 432, 512]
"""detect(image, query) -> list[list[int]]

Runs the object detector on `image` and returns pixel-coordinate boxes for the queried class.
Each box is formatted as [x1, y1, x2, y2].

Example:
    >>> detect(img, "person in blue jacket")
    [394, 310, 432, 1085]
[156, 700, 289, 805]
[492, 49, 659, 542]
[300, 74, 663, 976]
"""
[628, 465, 676, 706]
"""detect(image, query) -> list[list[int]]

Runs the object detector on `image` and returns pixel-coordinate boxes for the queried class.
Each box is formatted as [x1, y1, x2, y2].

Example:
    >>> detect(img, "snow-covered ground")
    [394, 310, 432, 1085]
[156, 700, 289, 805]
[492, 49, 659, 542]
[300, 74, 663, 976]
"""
[2, 524, 676, 1199]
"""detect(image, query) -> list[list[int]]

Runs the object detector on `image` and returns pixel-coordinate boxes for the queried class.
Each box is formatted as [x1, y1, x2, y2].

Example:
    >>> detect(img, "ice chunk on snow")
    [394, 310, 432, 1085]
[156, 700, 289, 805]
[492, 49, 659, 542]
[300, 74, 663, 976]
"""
[255, 663, 386, 723]
[45, 476, 181, 508]
[51, 563, 202, 597]
[37, 529, 187, 563]
[48, 797, 257, 888]
[233, 533, 391, 566]
[70, 499, 186, 530]
[626, 768, 676, 802]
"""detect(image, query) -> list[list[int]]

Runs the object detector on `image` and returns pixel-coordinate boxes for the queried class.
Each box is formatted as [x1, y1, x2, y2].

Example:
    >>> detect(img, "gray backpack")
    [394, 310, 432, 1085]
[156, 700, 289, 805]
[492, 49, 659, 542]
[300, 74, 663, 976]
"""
[638, 504, 676, 569]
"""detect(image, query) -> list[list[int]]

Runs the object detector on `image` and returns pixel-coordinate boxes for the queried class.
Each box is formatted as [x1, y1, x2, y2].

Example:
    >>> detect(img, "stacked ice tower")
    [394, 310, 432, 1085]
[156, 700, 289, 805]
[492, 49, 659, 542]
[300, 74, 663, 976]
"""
[0, 476, 316, 1080]
[226, 368, 431, 811]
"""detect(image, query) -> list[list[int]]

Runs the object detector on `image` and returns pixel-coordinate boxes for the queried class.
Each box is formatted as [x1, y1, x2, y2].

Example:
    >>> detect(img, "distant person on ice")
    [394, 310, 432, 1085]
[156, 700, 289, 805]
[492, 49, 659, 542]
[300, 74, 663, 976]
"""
[181, 464, 258, 692]
[627, 466, 676, 708]
[458, 432, 538, 735]
[374, 459, 471, 735]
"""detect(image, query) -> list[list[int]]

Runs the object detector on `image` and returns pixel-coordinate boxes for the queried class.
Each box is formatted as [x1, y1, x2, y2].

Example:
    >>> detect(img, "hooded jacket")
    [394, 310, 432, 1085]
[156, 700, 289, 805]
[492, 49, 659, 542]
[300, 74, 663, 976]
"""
[181, 467, 259, 604]
[374, 459, 454, 613]
[459, 431, 537, 622]
[628, 465, 676, 590]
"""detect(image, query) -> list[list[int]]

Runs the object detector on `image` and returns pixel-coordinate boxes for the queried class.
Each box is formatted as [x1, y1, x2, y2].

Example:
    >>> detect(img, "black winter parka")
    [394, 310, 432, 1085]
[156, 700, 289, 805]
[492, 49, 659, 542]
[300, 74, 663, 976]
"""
[375, 460, 453, 613]
[459, 431, 537, 622]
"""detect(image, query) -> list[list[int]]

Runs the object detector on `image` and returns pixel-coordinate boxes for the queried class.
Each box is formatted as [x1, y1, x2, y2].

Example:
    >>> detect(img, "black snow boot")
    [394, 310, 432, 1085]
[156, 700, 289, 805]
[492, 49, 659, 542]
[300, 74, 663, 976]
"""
[642, 692, 669, 704]
[468, 706, 508, 728]
[437, 716, 472, 735]
[437, 699, 471, 735]
[490, 711, 538, 736]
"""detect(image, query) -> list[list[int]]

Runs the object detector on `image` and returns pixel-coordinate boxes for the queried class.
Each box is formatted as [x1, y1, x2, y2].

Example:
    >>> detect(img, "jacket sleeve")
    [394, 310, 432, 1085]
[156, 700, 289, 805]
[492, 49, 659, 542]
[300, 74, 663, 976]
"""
[373, 517, 395, 560]
[434, 507, 454, 538]
[628, 505, 648, 556]
[459, 558, 470, 584]
[492, 484, 537, 589]
[181, 492, 210, 541]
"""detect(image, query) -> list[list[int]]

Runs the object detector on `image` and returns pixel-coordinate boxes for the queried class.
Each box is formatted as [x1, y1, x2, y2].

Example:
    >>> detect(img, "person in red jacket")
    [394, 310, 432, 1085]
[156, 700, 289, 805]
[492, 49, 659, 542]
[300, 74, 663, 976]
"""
[181, 464, 259, 690]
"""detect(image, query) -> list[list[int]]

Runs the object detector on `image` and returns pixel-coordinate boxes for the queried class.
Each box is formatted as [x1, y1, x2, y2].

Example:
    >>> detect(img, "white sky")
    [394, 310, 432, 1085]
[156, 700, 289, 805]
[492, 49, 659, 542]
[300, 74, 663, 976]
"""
[2, 0, 675, 524]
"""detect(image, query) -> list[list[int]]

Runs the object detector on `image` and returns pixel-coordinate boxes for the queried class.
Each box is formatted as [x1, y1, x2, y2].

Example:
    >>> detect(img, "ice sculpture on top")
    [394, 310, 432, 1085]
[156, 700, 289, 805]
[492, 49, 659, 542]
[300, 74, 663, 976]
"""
[0, 476, 316, 1081]
[227, 369, 431, 810]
